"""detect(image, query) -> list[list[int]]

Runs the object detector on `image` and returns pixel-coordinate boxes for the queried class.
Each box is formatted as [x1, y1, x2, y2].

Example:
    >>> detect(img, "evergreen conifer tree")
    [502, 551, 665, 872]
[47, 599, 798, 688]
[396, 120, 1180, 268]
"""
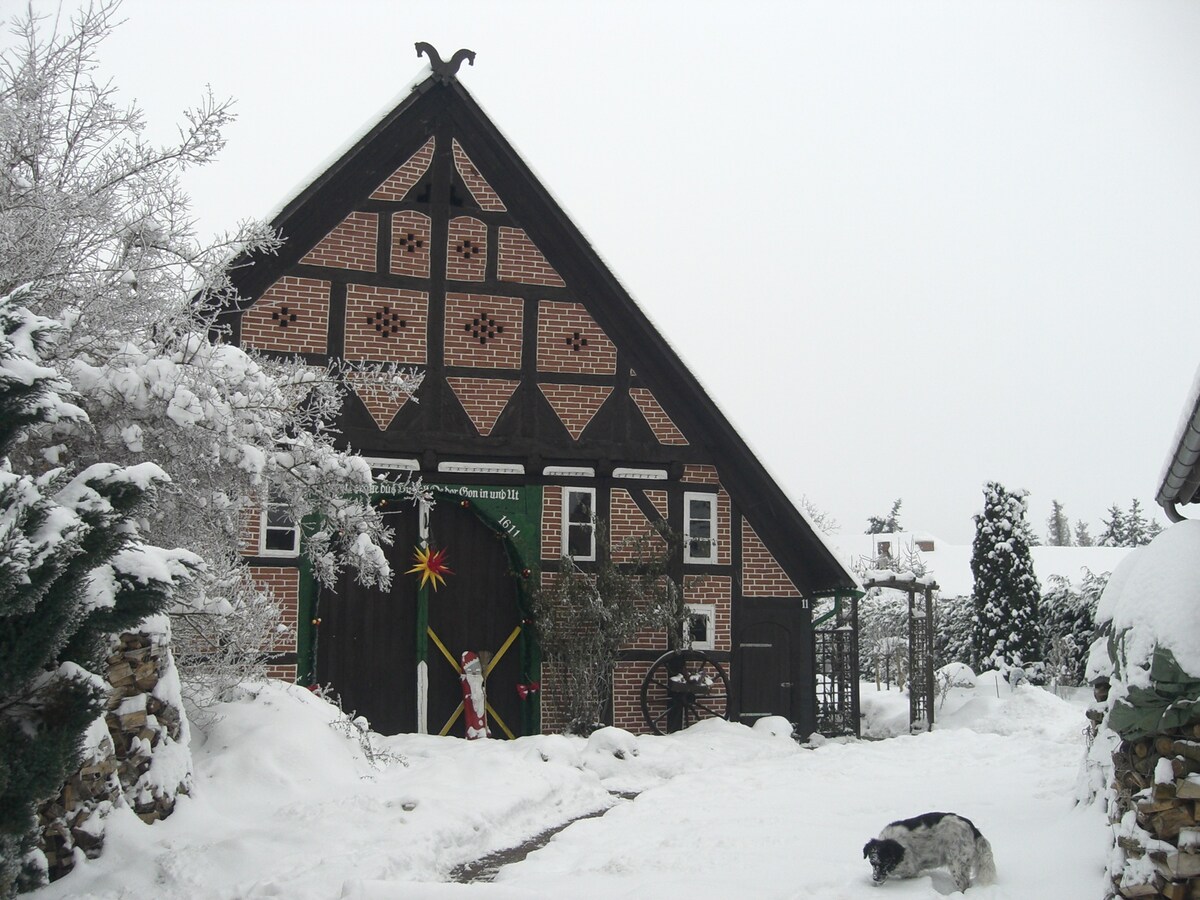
[0, 296, 194, 895]
[970, 481, 1043, 674]
[1074, 521, 1094, 546]
[1125, 499, 1149, 547]
[865, 498, 903, 534]
[1098, 504, 1127, 547]
[1046, 500, 1072, 546]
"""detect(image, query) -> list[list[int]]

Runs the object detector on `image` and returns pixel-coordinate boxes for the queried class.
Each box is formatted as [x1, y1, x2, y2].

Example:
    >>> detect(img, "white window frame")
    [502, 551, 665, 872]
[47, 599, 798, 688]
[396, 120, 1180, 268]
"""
[684, 603, 716, 650]
[684, 491, 718, 564]
[259, 491, 300, 558]
[561, 486, 596, 561]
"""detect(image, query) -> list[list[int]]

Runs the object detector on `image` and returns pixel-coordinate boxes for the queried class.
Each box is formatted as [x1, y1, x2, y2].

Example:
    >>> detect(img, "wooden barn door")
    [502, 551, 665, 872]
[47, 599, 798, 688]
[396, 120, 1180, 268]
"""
[315, 506, 419, 735]
[733, 598, 815, 734]
[425, 501, 524, 739]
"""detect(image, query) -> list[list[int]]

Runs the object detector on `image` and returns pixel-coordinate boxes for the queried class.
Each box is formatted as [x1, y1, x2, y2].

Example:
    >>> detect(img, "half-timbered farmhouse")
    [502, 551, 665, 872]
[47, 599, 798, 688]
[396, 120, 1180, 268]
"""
[222, 47, 859, 740]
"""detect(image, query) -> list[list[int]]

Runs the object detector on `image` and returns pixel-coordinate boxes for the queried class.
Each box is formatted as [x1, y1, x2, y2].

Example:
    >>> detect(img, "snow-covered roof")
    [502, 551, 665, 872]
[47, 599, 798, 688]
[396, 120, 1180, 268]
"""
[830, 531, 1131, 597]
[1157, 361, 1200, 520]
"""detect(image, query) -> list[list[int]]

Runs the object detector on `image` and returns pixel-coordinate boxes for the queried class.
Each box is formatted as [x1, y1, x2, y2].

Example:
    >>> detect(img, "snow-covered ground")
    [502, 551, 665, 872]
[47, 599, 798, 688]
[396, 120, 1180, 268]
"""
[36, 674, 1108, 899]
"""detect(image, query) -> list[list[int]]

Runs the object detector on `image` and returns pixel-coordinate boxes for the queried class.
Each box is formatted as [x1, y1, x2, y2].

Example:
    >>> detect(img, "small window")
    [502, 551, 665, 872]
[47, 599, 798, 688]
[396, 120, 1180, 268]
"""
[684, 492, 717, 564]
[562, 487, 596, 561]
[685, 603, 715, 650]
[916, 540, 935, 552]
[260, 492, 299, 557]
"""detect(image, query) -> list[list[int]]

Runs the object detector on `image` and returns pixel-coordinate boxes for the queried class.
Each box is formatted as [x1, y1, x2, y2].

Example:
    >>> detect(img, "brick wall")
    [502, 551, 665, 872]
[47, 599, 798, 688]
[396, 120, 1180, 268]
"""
[644, 489, 668, 521]
[613, 661, 653, 733]
[685, 575, 732, 652]
[741, 518, 802, 597]
[497, 227, 565, 287]
[443, 293, 524, 369]
[541, 485, 563, 561]
[370, 136, 435, 201]
[446, 376, 519, 436]
[682, 464, 720, 484]
[299, 212, 378, 272]
[609, 488, 666, 563]
[241, 276, 330, 355]
[248, 566, 300, 654]
[390, 211, 431, 278]
[630, 387, 688, 445]
[344, 285, 428, 363]
[446, 216, 487, 282]
[452, 139, 507, 212]
[239, 502, 261, 557]
[536, 301, 617, 374]
[538, 384, 612, 440]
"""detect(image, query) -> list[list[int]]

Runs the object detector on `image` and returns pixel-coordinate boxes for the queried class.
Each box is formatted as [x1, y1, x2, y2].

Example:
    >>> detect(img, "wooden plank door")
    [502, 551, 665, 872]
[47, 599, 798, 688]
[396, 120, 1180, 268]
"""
[733, 598, 815, 733]
[425, 501, 524, 739]
[315, 506, 419, 735]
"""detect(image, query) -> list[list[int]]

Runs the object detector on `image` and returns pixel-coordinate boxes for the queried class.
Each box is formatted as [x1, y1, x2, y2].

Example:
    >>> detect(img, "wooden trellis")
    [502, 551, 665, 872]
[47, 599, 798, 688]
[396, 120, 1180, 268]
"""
[862, 574, 939, 733]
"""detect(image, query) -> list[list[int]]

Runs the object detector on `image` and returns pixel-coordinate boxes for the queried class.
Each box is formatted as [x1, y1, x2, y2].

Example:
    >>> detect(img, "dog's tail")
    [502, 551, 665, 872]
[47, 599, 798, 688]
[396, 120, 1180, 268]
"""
[974, 834, 997, 885]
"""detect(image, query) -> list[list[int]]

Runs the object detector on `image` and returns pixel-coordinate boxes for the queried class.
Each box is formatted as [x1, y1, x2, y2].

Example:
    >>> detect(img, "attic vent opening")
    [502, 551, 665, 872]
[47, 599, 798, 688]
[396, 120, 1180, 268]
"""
[366, 305, 407, 339]
[455, 239, 481, 260]
[413, 179, 432, 204]
[449, 183, 465, 207]
[464, 311, 504, 345]
[397, 232, 424, 254]
[565, 331, 588, 353]
[272, 306, 299, 329]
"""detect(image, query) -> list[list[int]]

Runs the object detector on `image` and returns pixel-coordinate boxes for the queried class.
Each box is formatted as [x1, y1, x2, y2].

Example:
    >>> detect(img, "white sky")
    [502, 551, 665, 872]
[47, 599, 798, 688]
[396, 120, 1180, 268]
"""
[16, 0, 1200, 543]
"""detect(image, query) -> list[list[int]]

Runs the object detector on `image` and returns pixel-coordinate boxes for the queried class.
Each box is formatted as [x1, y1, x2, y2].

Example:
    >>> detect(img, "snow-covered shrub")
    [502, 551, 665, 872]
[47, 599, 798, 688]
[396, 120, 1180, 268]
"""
[855, 588, 909, 685]
[933, 593, 975, 670]
[1040, 569, 1106, 687]
[0, 296, 194, 896]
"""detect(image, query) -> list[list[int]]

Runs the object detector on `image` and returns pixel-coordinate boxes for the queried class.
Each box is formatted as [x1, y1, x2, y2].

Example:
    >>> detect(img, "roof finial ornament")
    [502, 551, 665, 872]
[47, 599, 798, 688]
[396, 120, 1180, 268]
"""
[415, 43, 476, 83]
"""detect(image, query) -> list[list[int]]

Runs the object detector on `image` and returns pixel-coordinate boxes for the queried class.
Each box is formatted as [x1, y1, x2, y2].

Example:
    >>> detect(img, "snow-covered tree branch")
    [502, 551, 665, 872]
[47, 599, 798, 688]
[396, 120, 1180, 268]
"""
[1, 1, 423, 707]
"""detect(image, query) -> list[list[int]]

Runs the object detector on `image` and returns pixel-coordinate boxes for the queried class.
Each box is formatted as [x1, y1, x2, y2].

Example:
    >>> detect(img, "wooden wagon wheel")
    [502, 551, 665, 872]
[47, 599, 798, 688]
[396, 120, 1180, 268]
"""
[639, 649, 730, 735]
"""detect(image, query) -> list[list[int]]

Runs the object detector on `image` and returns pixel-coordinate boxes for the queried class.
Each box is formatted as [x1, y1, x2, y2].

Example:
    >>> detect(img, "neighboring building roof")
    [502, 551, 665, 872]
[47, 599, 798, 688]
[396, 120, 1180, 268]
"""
[1158, 362, 1200, 521]
[830, 531, 1130, 597]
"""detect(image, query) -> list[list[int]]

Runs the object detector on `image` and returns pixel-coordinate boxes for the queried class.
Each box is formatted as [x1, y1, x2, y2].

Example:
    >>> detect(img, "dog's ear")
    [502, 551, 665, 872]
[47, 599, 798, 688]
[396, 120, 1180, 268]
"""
[863, 840, 874, 858]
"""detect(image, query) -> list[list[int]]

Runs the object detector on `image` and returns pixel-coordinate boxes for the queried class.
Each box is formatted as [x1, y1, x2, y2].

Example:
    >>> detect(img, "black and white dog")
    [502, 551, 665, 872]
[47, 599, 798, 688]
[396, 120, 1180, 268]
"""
[863, 812, 995, 891]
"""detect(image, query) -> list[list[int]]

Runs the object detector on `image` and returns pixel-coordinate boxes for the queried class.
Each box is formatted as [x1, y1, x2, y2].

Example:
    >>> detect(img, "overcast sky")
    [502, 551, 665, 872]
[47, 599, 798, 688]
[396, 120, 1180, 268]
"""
[16, 0, 1200, 544]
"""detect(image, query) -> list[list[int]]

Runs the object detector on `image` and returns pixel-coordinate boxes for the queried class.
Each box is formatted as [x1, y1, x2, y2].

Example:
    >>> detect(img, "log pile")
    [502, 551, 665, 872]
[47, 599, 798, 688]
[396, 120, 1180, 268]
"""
[36, 629, 190, 882]
[1096, 678, 1200, 899]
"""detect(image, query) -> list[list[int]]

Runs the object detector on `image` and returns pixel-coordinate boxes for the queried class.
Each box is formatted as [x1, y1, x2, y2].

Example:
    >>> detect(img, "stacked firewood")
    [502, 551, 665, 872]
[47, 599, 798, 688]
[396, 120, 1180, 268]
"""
[1097, 679, 1200, 899]
[36, 630, 188, 880]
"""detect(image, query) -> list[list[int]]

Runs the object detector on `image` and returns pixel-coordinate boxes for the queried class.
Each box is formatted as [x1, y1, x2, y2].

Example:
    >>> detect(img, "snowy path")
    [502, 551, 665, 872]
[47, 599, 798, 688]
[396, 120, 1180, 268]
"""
[478, 730, 1107, 899]
[34, 679, 1110, 900]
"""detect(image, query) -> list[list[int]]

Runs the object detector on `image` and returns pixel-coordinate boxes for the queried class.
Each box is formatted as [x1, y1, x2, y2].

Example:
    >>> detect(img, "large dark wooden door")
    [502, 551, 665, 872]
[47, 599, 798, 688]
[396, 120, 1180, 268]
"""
[733, 598, 815, 734]
[425, 501, 524, 739]
[315, 507, 419, 735]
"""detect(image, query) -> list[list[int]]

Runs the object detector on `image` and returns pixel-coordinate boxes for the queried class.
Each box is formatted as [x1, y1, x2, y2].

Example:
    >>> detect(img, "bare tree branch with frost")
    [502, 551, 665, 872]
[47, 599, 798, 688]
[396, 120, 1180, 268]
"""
[0, 2, 423, 704]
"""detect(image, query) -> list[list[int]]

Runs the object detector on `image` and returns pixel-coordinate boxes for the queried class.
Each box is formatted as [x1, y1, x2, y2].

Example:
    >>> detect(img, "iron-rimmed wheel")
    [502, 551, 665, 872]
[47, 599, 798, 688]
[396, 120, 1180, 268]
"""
[639, 649, 730, 735]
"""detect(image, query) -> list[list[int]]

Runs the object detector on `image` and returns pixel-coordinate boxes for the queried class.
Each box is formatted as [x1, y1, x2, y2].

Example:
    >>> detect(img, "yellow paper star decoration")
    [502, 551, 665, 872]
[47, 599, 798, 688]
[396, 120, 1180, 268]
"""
[407, 545, 453, 591]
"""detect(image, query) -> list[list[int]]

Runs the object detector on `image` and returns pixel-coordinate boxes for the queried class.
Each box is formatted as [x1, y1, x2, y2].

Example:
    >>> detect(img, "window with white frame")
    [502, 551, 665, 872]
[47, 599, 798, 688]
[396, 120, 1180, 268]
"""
[684, 492, 717, 564]
[260, 491, 300, 557]
[562, 487, 596, 561]
[684, 603, 715, 650]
